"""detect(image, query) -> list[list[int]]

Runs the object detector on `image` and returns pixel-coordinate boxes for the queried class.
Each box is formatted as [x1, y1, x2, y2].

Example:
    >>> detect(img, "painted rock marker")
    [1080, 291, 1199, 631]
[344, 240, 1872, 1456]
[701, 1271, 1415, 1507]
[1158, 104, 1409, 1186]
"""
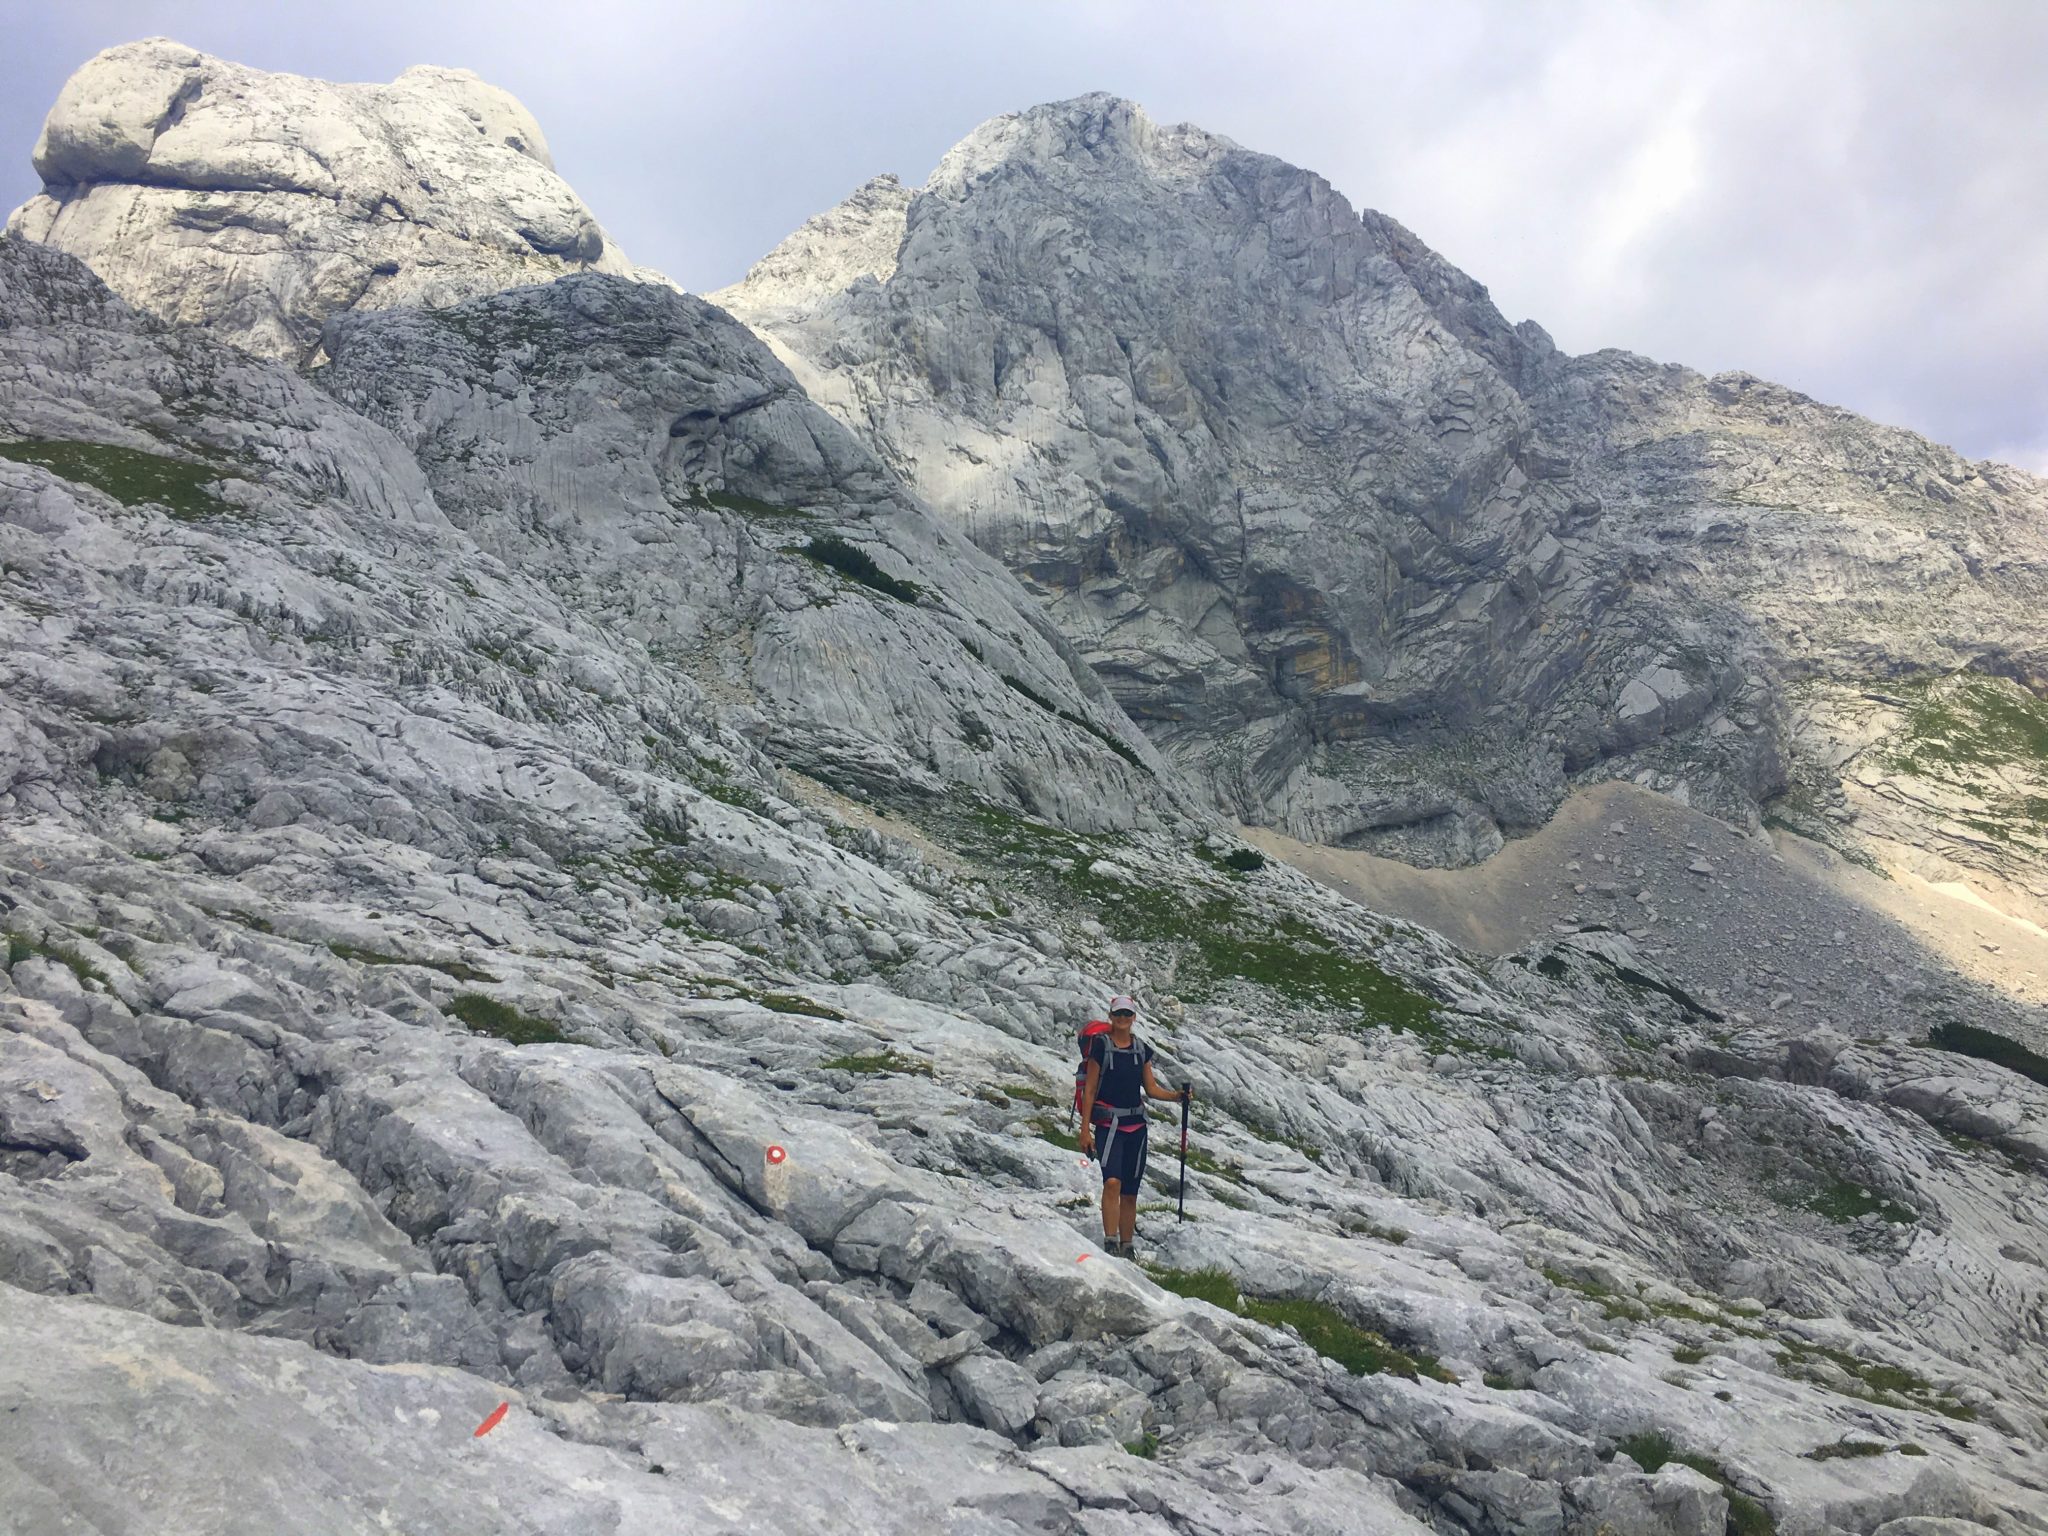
[765, 1145, 787, 1165]
[473, 1401, 509, 1438]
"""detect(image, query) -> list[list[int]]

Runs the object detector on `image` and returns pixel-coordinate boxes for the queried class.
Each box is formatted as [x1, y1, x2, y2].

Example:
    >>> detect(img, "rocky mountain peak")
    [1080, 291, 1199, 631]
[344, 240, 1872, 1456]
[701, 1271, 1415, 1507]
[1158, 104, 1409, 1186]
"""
[721, 172, 913, 322]
[926, 93, 1217, 185]
[721, 94, 2048, 885]
[7, 38, 653, 360]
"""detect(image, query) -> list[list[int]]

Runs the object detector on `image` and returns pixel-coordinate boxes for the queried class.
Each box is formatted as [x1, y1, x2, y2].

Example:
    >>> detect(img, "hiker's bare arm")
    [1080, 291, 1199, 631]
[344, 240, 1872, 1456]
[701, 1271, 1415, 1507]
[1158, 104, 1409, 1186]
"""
[1078, 1059, 1102, 1151]
[1141, 1061, 1187, 1102]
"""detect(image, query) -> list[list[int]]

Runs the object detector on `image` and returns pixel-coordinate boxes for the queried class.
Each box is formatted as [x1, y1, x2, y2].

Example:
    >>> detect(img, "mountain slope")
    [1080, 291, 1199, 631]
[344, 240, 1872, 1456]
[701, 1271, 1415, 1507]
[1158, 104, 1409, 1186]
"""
[716, 95, 2048, 893]
[5, 51, 2048, 1536]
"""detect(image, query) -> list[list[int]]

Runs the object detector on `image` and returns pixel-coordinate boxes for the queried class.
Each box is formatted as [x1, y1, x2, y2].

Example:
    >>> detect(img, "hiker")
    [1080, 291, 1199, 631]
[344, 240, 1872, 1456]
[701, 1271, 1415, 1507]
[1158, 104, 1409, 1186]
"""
[1076, 995, 1188, 1257]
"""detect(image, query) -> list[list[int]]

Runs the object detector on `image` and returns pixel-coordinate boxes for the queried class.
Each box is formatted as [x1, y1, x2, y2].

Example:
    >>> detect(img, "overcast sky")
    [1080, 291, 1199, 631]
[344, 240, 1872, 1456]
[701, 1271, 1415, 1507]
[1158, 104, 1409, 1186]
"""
[4, 0, 2044, 470]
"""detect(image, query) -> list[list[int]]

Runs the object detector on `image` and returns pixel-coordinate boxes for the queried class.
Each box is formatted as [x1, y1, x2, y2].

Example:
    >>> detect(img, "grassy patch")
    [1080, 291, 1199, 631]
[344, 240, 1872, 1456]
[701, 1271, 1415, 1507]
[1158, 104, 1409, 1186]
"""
[819, 1050, 932, 1077]
[4, 931, 107, 987]
[1182, 1142, 1247, 1186]
[1341, 1217, 1409, 1245]
[936, 800, 1436, 1031]
[327, 941, 495, 983]
[1802, 1441, 1886, 1460]
[1925, 1018, 2048, 1089]
[445, 992, 565, 1046]
[1143, 1266, 1454, 1381]
[1145, 1265, 1244, 1311]
[997, 1082, 1059, 1109]
[755, 991, 846, 1020]
[0, 437, 232, 521]
[1774, 1339, 1975, 1422]
[801, 535, 922, 603]
[1617, 1433, 1775, 1534]
[694, 486, 813, 521]
[1123, 1432, 1160, 1459]
[1671, 1346, 1707, 1365]
[1542, 1266, 1647, 1321]
[1798, 1177, 1916, 1227]
[1483, 1372, 1532, 1391]
[1030, 1116, 1082, 1152]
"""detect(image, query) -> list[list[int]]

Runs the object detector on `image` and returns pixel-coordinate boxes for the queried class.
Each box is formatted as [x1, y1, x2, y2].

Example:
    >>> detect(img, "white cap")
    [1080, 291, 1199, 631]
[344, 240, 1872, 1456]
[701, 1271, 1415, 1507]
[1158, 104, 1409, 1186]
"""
[1108, 995, 1138, 1014]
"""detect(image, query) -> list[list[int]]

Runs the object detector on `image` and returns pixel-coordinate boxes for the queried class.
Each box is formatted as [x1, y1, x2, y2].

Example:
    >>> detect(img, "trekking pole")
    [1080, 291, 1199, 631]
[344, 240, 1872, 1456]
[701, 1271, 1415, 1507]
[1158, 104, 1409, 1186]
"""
[1176, 1086, 1192, 1223]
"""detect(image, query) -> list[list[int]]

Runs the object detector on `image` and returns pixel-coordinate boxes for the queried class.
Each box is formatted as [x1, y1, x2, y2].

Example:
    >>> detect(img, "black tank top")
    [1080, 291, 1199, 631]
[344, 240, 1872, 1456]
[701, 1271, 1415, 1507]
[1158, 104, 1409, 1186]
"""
[1088, 1035, 1152, 1125]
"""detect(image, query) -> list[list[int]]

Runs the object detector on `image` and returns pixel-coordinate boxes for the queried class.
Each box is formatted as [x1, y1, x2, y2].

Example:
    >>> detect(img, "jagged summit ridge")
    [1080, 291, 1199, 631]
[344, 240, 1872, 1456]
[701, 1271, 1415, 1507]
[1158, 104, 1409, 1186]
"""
[6, 38, 658, 360]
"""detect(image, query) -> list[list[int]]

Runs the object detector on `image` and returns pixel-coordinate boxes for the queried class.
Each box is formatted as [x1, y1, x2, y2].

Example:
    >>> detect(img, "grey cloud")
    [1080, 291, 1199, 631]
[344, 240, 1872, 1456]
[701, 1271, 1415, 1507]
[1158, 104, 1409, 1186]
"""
[2, 0, 2042, 468]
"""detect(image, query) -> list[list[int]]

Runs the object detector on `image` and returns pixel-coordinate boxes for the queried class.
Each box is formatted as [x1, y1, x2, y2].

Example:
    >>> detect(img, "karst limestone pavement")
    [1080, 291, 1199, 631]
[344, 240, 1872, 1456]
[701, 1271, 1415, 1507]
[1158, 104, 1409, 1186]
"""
[2, 40, 2046, 1536]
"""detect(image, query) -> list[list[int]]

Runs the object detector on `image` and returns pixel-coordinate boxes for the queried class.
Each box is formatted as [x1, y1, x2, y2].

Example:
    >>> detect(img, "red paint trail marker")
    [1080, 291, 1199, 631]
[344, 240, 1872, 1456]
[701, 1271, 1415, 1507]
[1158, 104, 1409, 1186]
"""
[765, 1145, 787, 1165]
[474, 1401, 510, 1438]
[1076, 1254, 1090, 1263]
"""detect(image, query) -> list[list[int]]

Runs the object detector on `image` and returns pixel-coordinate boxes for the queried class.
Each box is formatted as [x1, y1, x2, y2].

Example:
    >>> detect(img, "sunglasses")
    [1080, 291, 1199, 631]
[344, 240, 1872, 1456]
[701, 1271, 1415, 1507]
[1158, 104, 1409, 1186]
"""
[1110, 1009, 1136, 1018]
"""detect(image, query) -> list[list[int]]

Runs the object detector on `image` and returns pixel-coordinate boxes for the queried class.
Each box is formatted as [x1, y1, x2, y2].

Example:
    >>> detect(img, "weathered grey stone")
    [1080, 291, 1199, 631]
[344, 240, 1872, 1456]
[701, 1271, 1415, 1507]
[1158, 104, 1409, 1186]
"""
[9, 39, 653, 361]
[948, 1353, 1041, 1437]
[1565, 1465, 1727, 1536]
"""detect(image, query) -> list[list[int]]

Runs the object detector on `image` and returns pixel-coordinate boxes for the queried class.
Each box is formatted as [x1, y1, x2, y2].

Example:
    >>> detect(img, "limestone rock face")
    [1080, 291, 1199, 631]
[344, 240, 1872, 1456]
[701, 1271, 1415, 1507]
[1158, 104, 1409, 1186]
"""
[7, 38, 648, 360]
[5, 49, 2048, 1536]
[717, 94, 2048, 870]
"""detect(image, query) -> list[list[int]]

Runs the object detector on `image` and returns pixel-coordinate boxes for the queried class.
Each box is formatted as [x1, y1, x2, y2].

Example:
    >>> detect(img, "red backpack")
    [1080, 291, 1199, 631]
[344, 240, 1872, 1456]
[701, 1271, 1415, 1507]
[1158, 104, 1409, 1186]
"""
[1071, 1020, 1113, 1124]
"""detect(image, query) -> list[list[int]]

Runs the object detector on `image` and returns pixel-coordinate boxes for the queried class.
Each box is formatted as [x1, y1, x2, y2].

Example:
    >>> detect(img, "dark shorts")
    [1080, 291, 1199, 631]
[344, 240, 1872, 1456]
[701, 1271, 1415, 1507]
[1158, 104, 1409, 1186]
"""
[1095, 1119, 1148, 1192]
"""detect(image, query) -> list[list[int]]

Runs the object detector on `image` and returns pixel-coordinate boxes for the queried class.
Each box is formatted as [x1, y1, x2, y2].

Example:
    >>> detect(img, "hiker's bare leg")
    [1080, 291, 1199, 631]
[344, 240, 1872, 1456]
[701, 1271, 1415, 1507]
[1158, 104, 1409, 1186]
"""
[1118, 1192, 1138, 1246]
[1101, 1177, 1122, 1243]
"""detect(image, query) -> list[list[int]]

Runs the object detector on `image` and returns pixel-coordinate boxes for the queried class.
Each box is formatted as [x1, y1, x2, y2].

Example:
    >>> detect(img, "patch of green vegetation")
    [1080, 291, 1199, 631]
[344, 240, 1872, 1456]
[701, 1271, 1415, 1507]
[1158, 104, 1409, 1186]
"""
[327, 941, 495, 983]
[1883, 673, 2048, 776]
[1341, 1218, 1411, 1245]
[801, 535, 922, 603]
[1123, 1431, 1160, 1459]
[998, 1082, 1059, 1109]
[1616, 1433, 1776, 1534]
[1542, 1266, 1647, 1321]
[756, 991, 845, 1020]
[1194, 841, 1269, 874]
[1483, 1372, 1533, 1391]
[1182, 1142, 1246, 1185]
[1876, 674, 2048, 845]
[684, 757, 772, 816]
[819, 1050, 932, 1077]
[1030, 1116, 1082, 1152]
[1802, 1440, 1886, 1460]
[0, 438, 232, 521]
[1001, 675, 1150, 772]
[694, 486, 812, 521]
[445, 992, 565, 1046]
[1774, 1339, 1975, 1422]
[1898, 1442, 1927, 1456]
[1142, 1265, 1453, 1381]
[924, 799, 1438, 1032]
[4, 931, 107, 987]
[1671, 1345, 1707, 1365]
[1798, 1178, 1916, 1227]
[1925, 1018, 2048, 1089]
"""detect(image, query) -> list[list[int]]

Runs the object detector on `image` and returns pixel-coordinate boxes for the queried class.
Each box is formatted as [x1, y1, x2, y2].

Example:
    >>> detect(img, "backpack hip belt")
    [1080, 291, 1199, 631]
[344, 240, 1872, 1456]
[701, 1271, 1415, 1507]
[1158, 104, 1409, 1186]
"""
[1093, 1103, 1146, 1179]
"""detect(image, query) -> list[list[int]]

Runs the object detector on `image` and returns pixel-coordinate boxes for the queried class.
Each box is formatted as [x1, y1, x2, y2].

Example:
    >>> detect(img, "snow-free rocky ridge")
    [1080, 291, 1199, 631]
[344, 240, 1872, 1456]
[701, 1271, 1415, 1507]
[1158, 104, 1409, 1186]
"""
[717, 94, 2048, 920]
[3, 44, 2047, 1536]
